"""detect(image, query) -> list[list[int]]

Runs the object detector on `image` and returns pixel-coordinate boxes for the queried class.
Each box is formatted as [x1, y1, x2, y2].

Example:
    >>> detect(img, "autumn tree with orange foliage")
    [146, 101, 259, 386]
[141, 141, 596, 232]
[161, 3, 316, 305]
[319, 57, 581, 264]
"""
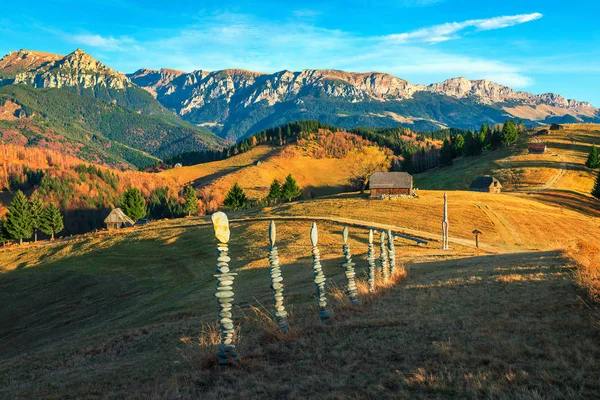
[347, 146, 391, 194]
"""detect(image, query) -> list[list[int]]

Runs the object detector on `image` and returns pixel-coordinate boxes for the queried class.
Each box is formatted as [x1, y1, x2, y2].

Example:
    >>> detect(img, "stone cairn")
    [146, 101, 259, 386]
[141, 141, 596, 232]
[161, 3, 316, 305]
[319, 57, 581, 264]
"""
[367, 229, 377, 292]
[310, 222, 330, 323]
[341, 226, 359, 306]
[387, 229, 396, 277]
[211, 212, 240, 365]
[268, 221, 289, 332]
[441, 192, 450, 250]
[379, 230, 390, 280]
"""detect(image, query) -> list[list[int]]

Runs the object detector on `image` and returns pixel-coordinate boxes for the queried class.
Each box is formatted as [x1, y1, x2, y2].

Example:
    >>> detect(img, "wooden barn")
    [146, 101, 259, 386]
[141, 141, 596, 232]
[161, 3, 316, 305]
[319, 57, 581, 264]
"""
[469, 176, 502, 193]
[104, 208, 134, 230]
[369, 172, 413, 198]
[528, 143, 547, 154]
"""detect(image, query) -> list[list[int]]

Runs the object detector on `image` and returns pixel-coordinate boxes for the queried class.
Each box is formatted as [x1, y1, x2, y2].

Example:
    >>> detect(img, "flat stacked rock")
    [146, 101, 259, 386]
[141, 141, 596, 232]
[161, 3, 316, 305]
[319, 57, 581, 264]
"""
[367, 229, 377, 292]
[211, 212, 239, 365]
[379, 230, 389, 280]
[311, 222, 330, 323]
[387, 229, 396, 277]
[268, 221, 288, 332]
[341, 226, 359, 306]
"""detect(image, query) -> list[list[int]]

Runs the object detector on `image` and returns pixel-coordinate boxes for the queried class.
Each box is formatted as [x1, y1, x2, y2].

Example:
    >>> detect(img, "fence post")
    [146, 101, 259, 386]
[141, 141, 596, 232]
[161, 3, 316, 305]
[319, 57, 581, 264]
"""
[268, 221, 289, 332]
[367, 229, 376, 292]
[341, 226, 359, 305]
[387, 229, 396, 277]
[379, 230, 389, 280]
[311, 222, 330, 323]
[211, 212, 239, 365]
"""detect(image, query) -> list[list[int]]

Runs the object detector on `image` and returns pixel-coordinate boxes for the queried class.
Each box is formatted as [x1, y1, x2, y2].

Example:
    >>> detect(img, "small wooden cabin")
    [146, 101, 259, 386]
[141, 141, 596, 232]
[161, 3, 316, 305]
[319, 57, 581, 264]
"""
[104, 208, 134, 230]
[469, 176, 502, 193]
[369, 172, 413, 198]
[528, 143, 547, 154]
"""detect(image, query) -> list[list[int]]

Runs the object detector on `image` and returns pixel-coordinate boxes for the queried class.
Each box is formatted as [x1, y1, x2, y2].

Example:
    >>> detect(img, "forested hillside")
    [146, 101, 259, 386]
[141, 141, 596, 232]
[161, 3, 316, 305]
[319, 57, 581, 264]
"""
[0, 86, 223, 169]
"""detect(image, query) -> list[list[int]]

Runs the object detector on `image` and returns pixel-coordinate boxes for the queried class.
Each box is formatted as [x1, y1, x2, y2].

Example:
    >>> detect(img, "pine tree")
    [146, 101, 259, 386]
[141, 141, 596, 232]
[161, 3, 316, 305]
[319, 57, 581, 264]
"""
[502, 120, 519, 145]
[121, 187, 147, 221]
[281, 174, 302, 202]
[224, 183, 247, 210]
[266, 179, 282, 204]
[29, 193, 44, 242]
[5, 190, 32, 244]
[452, 134, 465, 157]
[40, 204, 64, 240]
[439, 139, 454, 166]
[586, 145, 600, 168]
[592, 169, 600, 200]
[0, 218, 8, 246]
[183, 185, 198, 216]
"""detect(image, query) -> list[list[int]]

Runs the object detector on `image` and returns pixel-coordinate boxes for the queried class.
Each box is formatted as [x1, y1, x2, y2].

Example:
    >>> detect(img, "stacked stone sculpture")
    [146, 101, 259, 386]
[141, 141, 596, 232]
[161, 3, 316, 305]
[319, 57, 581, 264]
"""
[379, 230, 389, 280]
[441, 192, 450, 250]
[310, 222, 330, 323]
[268, 221, 289, 332]
[387, 229, 396, 277]
[367, 229, 377, 292]
[341, 226, 359, 306]
[211, 212, 240, 365]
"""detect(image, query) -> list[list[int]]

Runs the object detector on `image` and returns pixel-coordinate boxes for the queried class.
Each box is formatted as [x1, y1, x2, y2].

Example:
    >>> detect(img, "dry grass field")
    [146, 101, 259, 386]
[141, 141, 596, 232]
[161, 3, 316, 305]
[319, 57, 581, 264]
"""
[160, 144, 357, 199]
[2, 124, 600, 398]
[1, 187, 600, 398]
[415, 124, 600, 195]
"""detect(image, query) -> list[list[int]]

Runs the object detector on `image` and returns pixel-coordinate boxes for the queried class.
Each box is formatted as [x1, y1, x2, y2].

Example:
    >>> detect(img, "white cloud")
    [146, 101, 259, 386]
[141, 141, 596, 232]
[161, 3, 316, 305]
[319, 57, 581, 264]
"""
[69, 34, 136, 51]
[384, 12, 543, 44]
[52, 12, 542, 90]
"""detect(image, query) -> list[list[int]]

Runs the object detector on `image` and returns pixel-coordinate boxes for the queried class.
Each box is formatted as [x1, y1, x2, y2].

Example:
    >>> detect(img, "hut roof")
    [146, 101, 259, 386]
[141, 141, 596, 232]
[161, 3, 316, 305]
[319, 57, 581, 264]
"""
[369, 172, 413, 189]
[469, 175, 502, 190]
[104, 208, 135, 225]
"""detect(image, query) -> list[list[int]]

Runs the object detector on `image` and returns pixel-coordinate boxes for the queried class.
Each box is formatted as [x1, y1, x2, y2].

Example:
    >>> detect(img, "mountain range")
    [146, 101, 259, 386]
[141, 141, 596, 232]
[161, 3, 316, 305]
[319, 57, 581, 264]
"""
[1, 48, 598, 164]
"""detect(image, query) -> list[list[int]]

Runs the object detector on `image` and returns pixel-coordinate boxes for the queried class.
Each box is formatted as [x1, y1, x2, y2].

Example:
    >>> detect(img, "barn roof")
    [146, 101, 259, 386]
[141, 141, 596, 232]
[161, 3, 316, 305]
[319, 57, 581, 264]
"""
[104, 208, 135, 225]
[369, 172, 413, 189]
[469, 175, 502, 189]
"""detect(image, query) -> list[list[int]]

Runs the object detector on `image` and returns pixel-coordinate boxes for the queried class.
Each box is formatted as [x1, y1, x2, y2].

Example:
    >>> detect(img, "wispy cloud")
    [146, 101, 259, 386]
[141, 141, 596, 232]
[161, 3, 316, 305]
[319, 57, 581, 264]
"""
[69, 34, 135, 50]
[384, 12, 542, 44]
[49, 12, 543, 89]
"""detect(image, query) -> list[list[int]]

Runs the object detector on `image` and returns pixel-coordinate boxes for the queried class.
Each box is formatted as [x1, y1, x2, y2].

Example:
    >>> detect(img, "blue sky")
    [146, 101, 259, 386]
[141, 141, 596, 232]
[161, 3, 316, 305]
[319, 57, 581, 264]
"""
[1, 0, 599, 105]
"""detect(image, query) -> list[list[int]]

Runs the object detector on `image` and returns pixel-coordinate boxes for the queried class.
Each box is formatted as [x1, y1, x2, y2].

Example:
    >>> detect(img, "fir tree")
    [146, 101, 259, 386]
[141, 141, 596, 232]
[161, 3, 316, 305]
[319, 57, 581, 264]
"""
[121, 187, 147, 221]
[29, 193, 44, 242]
[5, 190, 32, 244]
[592, 169, 600, 200]
[439, 139, 454, 166]
[452, 134, 465, 157]
[183, 185, 198, 216]
[281, 174, 302, 202]
[224, 183, 247, 210]
[266, 179, 282, 203]
[0, 218, 8, 245]
[40, 204, 64, 240]
[586, 145, 600, 168]
[502, 120, 519, 145]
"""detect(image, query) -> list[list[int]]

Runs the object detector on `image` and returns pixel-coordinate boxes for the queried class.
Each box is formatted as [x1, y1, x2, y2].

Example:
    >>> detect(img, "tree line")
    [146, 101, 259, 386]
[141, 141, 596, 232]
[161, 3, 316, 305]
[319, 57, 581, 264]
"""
[0, 191, 64, 245]
[223, 174, 302, 211]
[118, 185, 200, 222]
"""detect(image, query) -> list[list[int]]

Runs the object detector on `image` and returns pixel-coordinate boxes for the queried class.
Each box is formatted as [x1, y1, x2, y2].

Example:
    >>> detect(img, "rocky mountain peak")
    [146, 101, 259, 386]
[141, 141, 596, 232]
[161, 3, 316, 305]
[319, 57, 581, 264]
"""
[0, 49, 63, 77]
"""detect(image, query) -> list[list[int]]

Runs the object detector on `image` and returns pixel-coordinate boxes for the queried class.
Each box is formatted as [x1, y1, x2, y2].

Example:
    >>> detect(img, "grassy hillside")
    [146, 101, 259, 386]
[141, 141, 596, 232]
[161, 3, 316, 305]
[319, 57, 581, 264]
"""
[160, 130, 384, 200]
[0, 86, 223, 168]
[415, 124, 600, 195]
[1, 190, 599, 398]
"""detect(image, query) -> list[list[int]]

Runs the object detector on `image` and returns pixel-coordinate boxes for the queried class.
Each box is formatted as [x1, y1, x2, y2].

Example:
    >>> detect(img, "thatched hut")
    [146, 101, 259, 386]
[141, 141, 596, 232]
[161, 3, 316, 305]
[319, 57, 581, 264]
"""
[104, 208, 134, 230]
